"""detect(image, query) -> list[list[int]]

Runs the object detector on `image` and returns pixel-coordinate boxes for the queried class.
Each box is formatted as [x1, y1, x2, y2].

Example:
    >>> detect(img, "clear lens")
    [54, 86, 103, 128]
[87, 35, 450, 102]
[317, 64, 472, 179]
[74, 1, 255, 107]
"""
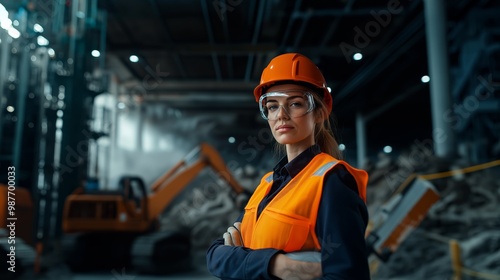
[259, 91, 315, 120]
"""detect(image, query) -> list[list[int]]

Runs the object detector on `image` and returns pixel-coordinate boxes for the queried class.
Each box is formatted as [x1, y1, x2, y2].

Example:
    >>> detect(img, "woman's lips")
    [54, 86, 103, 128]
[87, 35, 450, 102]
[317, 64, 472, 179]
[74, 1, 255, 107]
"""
[276, 125, 293, 132]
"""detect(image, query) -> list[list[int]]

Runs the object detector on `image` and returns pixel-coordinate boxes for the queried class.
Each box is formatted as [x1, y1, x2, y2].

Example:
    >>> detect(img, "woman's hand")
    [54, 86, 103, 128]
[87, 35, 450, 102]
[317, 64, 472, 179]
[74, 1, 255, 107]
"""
[270, 253, 322, 280]
[223, 222, 244, 246]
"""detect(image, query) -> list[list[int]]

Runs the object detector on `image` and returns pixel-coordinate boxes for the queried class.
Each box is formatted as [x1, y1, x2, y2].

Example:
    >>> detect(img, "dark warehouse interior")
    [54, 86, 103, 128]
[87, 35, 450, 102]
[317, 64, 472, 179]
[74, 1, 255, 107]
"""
[1, 0, 500, 279]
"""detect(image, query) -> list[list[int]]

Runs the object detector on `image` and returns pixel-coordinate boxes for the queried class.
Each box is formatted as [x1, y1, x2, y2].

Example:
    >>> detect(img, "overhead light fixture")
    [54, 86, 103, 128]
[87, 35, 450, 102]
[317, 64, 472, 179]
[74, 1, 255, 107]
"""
[91, 50, 100, 57]
[339, 143, 346, 151]
[33, 23, 44, 33]
[353, 53, 363, 61]
[76, 11, 85, 18]
[0, 6, 21, 39]
[129, 55, 139, 63]
[48, 48, 55, 57]
[383, 145, 392, 153]
[7, 27, 20, 39]
[421, 75, 430, 83]
[6, 106, 14, 112]
[117, 102, 126, 109]
[37, 35, 49, 46]
[228, 136, 235, 144]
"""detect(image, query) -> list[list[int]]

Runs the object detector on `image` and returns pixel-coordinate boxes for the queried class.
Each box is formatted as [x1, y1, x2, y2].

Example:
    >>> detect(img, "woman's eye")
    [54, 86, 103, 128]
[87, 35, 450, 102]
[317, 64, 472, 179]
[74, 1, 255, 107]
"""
[290, 102, 303, 108]
[267, 104, 278, 111]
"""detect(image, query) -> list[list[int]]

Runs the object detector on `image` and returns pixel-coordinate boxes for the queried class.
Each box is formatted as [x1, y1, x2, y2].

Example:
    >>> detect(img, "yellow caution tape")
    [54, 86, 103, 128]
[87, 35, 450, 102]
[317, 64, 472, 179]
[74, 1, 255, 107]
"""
[419, 159, 500, 180]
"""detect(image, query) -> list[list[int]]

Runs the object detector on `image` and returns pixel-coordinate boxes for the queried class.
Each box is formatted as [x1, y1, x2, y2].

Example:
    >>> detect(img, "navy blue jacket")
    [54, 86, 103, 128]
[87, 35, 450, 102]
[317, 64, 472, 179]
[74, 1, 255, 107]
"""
[206, 145, 370, 279]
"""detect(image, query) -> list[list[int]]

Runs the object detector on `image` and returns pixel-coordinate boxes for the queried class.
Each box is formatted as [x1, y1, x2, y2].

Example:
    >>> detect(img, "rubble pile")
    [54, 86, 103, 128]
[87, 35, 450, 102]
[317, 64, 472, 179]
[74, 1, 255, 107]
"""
[366, 150, 500, 279]
[160, 165, 259, 251]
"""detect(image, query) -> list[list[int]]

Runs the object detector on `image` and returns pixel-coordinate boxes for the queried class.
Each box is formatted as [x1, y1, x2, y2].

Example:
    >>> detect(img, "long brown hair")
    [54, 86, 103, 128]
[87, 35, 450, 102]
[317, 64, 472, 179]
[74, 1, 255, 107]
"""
[312, 93, 343, 159]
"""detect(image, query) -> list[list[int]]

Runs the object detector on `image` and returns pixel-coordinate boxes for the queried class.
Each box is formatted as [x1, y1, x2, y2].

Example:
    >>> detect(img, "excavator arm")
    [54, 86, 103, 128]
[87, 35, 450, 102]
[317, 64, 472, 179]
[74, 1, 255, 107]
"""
[147, 143, 246, 221]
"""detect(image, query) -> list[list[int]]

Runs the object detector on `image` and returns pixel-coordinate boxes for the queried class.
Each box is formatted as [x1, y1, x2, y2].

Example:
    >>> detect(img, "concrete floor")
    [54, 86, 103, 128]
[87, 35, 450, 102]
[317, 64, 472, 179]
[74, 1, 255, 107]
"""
[9, 251, 218, 280]
[15, 269, 218, 280]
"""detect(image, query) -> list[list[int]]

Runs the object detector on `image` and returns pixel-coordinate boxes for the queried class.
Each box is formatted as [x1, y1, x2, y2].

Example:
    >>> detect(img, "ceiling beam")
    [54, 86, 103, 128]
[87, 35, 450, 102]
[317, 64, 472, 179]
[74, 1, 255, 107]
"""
[200, 0, 222, 81]
[314, 0, 356, 62]
[122, 79, 256, 92]
[108, 43, 279, 55]
[142, 92, 254, 102]
[244, 0, 267, 82]
[147, 0, 187, 78]
[222, 0, 233, 79]
[280, 0, 302, 52]
[291, 8, 379, 18]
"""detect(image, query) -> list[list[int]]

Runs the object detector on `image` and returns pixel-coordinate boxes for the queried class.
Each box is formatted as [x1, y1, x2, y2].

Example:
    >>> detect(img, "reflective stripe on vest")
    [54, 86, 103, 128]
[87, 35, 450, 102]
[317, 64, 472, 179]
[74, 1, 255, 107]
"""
[241, 153, 367, 252]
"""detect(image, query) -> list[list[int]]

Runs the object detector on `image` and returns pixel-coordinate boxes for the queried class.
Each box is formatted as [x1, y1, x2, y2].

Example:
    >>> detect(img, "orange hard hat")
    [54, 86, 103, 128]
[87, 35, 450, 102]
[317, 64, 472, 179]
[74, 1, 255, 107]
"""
[253, 53, 332, 112]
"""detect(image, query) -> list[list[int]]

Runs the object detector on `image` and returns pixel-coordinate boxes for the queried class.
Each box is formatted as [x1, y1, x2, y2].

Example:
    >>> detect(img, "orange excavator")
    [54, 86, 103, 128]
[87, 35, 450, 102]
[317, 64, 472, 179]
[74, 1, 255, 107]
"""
[61, 142, 248, 273]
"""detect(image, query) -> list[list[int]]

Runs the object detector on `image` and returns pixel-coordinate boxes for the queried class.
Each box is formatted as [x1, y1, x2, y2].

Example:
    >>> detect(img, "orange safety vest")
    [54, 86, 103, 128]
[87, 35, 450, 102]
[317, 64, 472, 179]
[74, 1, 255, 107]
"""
[241, 153, 367, 252]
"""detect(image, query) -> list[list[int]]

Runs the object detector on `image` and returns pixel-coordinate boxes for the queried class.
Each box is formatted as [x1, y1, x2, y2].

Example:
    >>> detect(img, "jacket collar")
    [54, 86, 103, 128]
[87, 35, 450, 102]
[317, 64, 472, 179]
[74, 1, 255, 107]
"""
[273, 144, 322, 178]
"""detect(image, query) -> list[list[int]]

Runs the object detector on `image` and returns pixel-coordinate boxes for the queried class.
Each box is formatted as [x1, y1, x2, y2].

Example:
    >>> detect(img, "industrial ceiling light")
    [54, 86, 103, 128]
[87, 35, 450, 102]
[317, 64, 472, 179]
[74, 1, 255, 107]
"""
[48, 48, 55, 57]
[383, 145, 393, 153]
[37, 35, 49, 46]
[353, 53, 363, 61]
[421, 75, 430, 83]
[91, 50, 100, 57]
[33, 23, 44, 33]
[0, 4, 20, 39]
[129, 55, 139, 63]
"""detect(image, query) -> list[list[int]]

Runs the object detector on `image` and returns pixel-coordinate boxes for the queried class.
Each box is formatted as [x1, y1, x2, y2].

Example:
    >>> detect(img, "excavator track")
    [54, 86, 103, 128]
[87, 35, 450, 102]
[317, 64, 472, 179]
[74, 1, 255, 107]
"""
[62, 231, 139, 272]
[131, 230, 191, 274]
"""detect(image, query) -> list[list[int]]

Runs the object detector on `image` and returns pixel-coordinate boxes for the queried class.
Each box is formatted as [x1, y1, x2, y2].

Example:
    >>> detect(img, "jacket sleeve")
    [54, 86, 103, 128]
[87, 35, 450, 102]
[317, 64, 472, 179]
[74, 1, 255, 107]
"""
[316, 165, 371, 280]
[206, 214, 281, 280]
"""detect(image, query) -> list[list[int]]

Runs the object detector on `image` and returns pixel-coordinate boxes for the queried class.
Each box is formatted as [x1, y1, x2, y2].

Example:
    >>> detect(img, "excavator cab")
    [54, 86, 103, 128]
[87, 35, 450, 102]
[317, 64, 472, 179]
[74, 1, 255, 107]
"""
[63, 176, 150, 233]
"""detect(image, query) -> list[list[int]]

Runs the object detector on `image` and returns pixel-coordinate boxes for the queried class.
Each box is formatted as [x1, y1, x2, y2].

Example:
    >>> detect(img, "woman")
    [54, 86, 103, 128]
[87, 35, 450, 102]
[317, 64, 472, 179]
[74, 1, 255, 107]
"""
[206, 53, 370, 279]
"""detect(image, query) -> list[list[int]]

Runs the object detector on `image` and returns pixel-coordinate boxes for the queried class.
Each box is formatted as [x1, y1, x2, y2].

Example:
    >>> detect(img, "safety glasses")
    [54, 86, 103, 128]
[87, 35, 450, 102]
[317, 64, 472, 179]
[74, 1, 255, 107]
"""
[258, 90, 315, 120]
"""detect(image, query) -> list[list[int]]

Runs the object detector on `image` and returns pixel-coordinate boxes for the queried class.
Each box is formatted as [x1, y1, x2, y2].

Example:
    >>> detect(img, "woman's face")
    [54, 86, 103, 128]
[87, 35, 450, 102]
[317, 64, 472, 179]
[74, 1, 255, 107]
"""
[263, 83, 318, 150]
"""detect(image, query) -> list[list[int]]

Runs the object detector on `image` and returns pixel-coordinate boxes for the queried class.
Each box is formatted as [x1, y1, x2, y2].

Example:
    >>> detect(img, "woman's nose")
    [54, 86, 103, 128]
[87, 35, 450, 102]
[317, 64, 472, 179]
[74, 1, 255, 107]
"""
[276, 105, 290, 120]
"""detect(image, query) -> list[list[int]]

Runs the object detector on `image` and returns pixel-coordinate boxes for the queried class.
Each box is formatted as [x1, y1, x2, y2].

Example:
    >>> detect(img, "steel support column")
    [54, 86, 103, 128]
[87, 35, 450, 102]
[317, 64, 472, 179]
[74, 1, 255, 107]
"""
[423, 0, 456, 158]
[12, 44, 29, 170]
[356, 111, 367, 168]
[0, 29, 10, 149]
